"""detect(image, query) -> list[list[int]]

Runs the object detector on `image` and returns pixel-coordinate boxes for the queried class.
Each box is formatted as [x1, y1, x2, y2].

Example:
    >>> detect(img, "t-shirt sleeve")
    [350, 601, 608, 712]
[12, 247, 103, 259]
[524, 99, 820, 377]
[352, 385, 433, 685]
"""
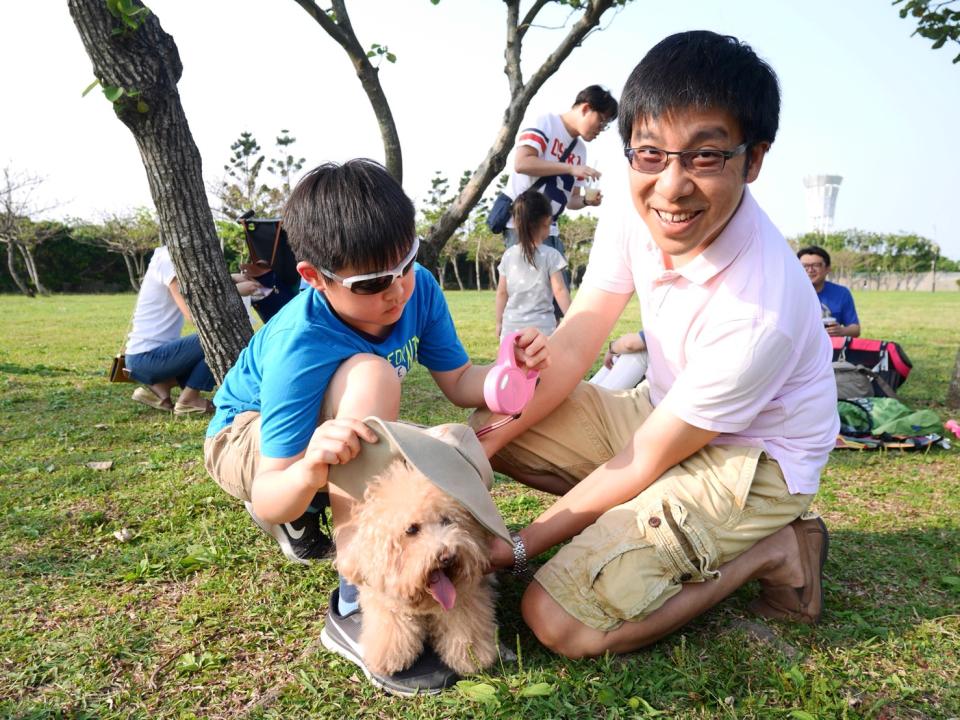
[837, 287, 859, 326]
[516, 114, 549, 156]
[580, 207, 636, 295]
[546, 247, 567, 274]
[659, 321, 795, 433]
[414, 270, 470, 372]
[155, 247, 177, 286]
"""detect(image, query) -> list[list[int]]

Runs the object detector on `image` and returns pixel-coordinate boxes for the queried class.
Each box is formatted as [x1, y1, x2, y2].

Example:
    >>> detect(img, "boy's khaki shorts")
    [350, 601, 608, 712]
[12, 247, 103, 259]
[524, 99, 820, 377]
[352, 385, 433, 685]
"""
[470, 382, 813, 632]
[203, 411, 263, 502]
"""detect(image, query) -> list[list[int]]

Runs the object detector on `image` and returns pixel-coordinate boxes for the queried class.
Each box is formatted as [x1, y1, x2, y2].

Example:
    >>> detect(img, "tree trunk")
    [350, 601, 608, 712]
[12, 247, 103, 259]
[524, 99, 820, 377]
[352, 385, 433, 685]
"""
[436, 259, 446, 289]
[4, 242, 34, 297]
[487, 260, 497, 290]
[18, 243, 48, 295]
[451, 255, 464, 291]
[293, 0, 403, 182]
[68, 0, 251, 382]
[948, 347, 960, 409]
[122, 252, 141, 292]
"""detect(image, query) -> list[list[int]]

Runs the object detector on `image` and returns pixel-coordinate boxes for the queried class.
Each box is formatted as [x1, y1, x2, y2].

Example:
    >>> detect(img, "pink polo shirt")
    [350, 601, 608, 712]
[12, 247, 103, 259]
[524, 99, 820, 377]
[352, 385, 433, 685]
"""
[582, 189, 838, 494]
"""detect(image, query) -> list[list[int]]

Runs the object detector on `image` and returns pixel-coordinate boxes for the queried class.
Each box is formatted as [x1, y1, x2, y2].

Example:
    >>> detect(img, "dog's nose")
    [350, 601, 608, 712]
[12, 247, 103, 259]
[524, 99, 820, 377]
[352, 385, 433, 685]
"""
[439, 553, 455, 569]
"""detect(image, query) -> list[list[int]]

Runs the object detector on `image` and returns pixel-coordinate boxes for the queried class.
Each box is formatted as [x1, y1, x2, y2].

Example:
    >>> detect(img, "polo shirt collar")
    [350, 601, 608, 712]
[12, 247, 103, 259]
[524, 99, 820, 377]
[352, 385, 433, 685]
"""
[659, 187, 758, 286]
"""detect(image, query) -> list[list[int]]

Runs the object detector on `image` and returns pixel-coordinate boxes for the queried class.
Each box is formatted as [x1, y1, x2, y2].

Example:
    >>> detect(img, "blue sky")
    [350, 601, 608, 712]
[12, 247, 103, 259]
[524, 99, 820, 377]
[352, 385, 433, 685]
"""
[3, 0, 959, 259]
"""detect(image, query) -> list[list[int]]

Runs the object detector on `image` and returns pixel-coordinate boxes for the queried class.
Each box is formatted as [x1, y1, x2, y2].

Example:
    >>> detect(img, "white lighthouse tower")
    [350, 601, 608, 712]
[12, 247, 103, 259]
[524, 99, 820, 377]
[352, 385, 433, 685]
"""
[803, 174, 843, 236]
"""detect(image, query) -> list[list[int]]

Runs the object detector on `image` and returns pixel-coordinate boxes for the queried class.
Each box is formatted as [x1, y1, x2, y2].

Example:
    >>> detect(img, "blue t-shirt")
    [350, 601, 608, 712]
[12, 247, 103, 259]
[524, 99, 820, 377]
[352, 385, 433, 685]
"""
[816, 280, 859, 327]
[206, 264, 468, 458]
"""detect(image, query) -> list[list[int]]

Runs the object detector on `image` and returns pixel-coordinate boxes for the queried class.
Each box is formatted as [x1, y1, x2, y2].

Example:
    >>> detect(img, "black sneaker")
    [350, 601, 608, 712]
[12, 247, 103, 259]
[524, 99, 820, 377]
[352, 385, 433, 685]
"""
[244, 496, 333, 564]
[320, 589, 459, 696]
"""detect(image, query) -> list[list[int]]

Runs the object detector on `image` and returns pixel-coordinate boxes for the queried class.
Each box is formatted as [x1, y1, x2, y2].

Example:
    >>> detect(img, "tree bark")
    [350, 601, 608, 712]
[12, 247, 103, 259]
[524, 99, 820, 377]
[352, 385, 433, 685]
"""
[948, 346, 960, 409]
[451, 255, 464, 291]
[68, 0, 251, 381]
[293, 0, 403, 182]
[4, 242, 34, 297]
[18, 243, 48, 295]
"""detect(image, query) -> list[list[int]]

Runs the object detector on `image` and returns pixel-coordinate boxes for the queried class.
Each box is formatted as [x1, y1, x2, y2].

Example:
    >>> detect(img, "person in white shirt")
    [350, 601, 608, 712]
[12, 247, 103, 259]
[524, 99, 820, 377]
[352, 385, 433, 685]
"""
[472, 30, 836, 658]
[125, 246, 216, 415]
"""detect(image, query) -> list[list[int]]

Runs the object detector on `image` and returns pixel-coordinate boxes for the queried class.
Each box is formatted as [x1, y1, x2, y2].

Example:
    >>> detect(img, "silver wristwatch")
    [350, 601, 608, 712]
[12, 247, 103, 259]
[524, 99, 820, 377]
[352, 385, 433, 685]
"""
[510, 532, 528, 576]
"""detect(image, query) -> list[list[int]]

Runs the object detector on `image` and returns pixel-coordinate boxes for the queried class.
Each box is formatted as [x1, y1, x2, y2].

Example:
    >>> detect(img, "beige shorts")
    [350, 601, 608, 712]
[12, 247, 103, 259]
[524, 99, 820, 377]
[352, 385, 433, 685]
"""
[203, 411, 262, 502]
[471, 382, 813, 631]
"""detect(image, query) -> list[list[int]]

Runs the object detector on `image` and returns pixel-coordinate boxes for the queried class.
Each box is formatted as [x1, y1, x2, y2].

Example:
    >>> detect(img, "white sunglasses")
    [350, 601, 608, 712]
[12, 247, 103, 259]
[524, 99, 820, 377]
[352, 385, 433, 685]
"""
[319, 237, 419, 294]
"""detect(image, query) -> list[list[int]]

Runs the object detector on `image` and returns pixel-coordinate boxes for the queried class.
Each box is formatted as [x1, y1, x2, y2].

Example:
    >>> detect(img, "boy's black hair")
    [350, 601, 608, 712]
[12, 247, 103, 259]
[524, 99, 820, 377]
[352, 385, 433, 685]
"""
[618, 31, 780, 149]
[574, 85, 619, 120]
[512, 190, 554, 267]
[283, 159, 415, 273]
[797, 245, 831, 267]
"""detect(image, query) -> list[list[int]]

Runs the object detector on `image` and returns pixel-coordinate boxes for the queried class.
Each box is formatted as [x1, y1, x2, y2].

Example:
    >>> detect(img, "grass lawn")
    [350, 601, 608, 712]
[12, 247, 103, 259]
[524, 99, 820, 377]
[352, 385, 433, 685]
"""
[1, 290, 958, 719]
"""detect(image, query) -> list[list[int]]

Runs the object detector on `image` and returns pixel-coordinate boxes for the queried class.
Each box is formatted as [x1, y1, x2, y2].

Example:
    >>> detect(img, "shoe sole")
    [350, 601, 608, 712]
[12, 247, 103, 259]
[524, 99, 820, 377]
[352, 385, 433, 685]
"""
[244, 502, 311, 565]
[319, 626, 442, 697]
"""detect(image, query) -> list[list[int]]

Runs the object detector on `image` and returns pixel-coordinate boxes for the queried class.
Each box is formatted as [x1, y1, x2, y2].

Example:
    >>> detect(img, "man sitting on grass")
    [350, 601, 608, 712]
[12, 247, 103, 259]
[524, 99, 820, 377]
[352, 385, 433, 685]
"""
[473, 30, 838, 657]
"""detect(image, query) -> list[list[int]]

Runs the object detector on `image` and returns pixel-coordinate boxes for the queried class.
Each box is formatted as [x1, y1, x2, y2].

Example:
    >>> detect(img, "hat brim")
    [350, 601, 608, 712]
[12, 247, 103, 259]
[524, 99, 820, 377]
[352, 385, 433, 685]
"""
[327, 417, 513, 545]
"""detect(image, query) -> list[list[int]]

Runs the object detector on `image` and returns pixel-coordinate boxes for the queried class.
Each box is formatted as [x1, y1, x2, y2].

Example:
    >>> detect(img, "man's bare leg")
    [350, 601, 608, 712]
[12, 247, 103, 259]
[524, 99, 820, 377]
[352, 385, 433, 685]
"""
[522, 523, 805, 658]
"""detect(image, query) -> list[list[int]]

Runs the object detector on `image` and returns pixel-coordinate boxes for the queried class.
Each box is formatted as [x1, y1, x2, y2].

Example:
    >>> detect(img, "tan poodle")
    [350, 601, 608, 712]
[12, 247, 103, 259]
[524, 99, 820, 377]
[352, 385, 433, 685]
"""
[334, 460, 498, 676]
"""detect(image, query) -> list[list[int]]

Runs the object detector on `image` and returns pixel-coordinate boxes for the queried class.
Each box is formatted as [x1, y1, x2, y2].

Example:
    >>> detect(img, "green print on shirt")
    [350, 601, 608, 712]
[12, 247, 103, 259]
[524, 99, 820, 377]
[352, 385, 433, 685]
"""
[386, 336, 419, 373]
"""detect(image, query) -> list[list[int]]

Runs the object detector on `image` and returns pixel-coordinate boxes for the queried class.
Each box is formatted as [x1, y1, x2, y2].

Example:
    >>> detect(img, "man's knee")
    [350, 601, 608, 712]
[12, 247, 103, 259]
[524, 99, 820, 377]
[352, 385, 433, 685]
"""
[521, 582, 603, 659]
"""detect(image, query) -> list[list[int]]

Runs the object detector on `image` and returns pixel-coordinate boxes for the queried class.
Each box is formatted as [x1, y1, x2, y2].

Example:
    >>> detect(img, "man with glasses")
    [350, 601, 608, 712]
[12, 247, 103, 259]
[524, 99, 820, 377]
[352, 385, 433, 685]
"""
[502, 85, 618, 316]
[472, 31, 837, 658]
[204, 159, 550, 694]
[797, 245, 861, 337]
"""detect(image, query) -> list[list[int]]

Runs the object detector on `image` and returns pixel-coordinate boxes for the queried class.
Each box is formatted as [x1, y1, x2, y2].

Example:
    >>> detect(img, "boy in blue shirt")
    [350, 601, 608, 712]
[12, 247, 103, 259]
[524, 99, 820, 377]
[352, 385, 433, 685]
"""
[204, 159, 548, 694]
[797, 245, 861, 338]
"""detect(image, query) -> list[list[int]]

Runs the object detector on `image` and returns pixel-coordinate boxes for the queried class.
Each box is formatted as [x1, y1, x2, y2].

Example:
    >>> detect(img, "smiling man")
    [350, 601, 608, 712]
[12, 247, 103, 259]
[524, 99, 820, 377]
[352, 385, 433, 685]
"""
[472, 31, 839, 657]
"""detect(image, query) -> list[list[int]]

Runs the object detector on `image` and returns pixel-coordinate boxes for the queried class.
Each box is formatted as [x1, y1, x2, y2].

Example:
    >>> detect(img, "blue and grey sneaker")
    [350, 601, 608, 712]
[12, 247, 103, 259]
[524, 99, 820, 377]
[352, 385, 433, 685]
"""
[244, 493, 333, 564]
[320, 589, 459, 696]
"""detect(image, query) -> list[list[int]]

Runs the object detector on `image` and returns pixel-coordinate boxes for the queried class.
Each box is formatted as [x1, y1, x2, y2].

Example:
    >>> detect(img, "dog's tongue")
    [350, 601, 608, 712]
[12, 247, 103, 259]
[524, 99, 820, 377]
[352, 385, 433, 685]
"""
[428, 570, 456, 611]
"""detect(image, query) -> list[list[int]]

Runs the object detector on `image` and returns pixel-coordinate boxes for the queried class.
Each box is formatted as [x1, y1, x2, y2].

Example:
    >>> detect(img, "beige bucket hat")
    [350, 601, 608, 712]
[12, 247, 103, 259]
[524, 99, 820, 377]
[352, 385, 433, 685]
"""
[326, 417, 513, 545]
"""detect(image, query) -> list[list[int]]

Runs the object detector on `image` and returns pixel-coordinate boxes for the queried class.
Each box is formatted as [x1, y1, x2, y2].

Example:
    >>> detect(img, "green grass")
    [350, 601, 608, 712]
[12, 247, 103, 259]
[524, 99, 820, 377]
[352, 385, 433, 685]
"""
[1, 290, 958, 719]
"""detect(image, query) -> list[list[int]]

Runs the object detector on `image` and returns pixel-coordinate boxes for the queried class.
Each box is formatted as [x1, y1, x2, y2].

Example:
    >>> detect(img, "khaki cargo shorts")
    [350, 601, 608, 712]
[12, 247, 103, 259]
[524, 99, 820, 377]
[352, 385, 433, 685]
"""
[203, 411, 262, 502]
[471, 381, 813, 632]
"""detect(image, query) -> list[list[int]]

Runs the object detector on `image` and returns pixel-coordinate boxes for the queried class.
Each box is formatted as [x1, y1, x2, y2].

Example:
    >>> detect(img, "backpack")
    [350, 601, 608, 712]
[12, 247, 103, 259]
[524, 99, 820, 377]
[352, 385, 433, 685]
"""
[831, 337, 912, 397]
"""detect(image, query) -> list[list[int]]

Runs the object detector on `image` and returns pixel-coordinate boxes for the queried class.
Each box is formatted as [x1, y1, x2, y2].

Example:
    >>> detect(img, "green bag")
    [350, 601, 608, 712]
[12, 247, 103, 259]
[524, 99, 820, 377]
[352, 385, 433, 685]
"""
[838, 397, 942, 438]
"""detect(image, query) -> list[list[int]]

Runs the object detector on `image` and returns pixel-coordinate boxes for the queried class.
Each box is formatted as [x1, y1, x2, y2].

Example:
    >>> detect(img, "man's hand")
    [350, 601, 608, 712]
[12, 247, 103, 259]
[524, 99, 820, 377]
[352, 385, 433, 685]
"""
[301, 418, 379, 489]
[570, 165, 601, 181]
[514, 327, 551, 372]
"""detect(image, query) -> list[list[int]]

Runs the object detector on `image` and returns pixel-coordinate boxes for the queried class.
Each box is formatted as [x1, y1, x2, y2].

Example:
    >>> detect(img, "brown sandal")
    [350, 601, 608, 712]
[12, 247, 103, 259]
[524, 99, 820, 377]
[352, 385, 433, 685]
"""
[749, 515, 829, 625]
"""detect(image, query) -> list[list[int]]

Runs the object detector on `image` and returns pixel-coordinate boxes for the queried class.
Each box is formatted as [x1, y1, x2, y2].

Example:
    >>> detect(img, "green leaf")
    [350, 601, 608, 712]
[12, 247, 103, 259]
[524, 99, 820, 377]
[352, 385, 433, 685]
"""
[136, 100, 149, 114]
[790, 711, 817, 720]
[456, 681, 500, 706]
[518, 682, 554, 697]
[81, 78, 101, 97]
[597, 686, 617, 706]
[386, 52, 397, 63]
[103, 85, 125, 103]
[940, 575, 960, 593]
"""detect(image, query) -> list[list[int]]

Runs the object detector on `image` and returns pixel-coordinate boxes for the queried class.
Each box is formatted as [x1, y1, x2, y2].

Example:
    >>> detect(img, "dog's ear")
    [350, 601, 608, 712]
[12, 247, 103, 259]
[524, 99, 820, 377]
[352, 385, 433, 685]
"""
[333, 521, 364, 585]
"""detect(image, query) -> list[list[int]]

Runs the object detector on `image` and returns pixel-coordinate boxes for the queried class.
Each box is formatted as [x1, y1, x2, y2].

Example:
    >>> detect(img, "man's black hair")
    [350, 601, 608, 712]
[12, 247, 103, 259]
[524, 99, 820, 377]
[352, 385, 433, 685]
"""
[283, 159, 415, 273]
[618, 31, 780, 148]
[797, 245, 831, 267]
[574, 85, 619, 120]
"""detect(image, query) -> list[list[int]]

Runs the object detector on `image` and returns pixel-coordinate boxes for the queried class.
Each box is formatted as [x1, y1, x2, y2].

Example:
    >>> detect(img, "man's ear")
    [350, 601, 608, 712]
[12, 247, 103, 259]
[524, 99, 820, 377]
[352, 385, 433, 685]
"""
[297, 261, 326, 291]
[745, 142, 770, 184]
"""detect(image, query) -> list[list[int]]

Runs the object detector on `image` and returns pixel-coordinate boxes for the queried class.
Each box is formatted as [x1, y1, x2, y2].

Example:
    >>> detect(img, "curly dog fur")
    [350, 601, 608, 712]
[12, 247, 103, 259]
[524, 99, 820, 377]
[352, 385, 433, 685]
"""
[335, 460, 498, 675]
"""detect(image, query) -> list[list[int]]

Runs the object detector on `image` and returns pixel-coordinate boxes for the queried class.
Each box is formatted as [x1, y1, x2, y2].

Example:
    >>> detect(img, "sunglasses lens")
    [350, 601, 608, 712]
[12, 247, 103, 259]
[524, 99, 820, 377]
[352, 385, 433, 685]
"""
[351, 276, 395, 295]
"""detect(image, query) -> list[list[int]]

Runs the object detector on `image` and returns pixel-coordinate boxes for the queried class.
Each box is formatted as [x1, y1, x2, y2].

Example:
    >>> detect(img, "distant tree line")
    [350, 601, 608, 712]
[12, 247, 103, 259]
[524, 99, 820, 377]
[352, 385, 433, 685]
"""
[790, 230, 959, 276]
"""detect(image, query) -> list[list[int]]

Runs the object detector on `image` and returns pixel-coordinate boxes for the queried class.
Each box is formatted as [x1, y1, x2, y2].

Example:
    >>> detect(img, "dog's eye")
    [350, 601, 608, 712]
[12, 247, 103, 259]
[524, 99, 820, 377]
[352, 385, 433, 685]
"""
[440, 516, 452, 526]
[405, 523, 420, 536]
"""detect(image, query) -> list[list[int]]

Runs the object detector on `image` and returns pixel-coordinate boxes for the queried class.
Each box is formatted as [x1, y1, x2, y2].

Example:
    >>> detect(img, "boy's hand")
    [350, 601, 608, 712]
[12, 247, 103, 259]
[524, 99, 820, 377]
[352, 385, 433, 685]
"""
[514, 327, 551, 372]
[301, 418, 379, 488]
